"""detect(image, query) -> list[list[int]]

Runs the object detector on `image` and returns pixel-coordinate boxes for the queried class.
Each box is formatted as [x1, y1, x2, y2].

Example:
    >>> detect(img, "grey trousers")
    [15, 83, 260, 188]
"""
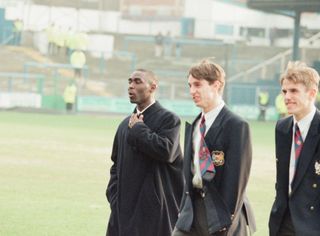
[172, 195, 227, 236]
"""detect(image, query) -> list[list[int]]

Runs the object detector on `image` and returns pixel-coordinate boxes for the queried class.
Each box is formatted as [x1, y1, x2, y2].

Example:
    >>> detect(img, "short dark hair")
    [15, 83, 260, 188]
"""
[188, 59, 225, 93]
[135, 68, 158, 85]
[188, 59, 225, 84]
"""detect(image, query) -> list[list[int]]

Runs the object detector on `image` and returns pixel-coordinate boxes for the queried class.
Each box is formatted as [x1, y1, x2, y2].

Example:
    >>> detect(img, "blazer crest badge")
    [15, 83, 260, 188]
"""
[211, 150, 225, 166]
[315, 161, 320, 175]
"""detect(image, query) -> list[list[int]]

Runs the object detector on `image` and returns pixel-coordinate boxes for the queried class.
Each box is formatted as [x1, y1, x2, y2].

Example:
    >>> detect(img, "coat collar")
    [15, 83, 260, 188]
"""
[277, 115, 294, 135]
[133, 101, 161, 118]
[188, 106, 229, 146]
[190, 106, 228, 130]
[204, 106, 229, 145]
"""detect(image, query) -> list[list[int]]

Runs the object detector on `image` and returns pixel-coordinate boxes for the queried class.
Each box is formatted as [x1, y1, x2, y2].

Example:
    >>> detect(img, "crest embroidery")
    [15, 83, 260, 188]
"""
[211, 151, 225, 166]
[315, 161, 320, 175]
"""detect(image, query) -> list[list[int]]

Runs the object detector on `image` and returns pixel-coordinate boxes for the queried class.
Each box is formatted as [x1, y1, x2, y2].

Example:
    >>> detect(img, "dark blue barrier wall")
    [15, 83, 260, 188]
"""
[228, 79, 280, 106]
[0, 8, 14, 44]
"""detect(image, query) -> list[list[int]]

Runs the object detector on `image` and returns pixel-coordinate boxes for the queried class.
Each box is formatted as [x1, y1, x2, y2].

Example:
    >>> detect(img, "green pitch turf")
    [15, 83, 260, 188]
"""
[0, 111, 276, 236]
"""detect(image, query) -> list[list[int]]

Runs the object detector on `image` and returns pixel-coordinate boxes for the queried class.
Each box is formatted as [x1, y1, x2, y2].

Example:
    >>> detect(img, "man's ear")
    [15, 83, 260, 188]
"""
[309, 88, 317, 99]
[150, 81, 157, 92]
[213, 80, 223, 90]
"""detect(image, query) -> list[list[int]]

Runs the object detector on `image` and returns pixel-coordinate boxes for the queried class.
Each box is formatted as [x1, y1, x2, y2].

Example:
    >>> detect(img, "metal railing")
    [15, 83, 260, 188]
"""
[229, 31, 320, 83]
[0, 34, 15, 46]
[0, 72, 45, 93]
[23, 61, 89, 80]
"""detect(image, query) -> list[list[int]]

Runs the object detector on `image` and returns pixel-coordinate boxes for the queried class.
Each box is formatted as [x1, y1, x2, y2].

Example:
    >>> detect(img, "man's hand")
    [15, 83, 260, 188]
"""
[128, 113, 144, 128]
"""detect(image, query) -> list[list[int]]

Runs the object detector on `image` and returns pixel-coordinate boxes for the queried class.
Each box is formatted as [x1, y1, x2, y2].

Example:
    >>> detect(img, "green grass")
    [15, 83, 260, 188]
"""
[248, 121, 276, 235]
[0, 111, 276, 236]
[0, 111, 120, 236]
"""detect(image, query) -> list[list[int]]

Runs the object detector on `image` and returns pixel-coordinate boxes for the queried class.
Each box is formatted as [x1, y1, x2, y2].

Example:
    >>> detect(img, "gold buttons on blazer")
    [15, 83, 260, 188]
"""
[312, 183, 317, 188]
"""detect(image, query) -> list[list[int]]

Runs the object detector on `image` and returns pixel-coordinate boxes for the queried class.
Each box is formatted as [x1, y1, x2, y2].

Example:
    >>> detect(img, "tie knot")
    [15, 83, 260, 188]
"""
[295, 123, 303, 143]
[200, 115, 206, 135]
[201, 115, 206, 124]
[295, 123, 302, 136]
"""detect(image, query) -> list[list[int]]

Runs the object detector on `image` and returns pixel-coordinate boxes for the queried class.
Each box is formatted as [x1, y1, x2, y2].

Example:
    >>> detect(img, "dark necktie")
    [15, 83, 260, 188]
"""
[199, 115, 215, 180]
[294, 123, 303, 172]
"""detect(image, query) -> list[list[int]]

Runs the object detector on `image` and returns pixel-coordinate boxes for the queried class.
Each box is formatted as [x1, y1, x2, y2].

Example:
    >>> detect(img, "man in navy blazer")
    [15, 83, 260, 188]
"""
[269, 61, 320, 236]
[173, 59, 256, 236]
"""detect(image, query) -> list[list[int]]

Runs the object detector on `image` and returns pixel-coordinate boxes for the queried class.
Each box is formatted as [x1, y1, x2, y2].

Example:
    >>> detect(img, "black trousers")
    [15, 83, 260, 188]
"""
[172, 194, 227, 236]
[278, 209, 295, 236]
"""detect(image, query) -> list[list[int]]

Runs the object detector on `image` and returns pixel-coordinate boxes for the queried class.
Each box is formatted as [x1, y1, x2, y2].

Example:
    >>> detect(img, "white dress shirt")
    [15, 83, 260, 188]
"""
[192, 100, 225, 189]
[288, 106, 316, 194]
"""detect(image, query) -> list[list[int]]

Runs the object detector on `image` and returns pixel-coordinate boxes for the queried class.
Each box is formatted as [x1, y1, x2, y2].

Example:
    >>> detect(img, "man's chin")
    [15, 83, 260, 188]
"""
[286, 108, 294, 115]
[129, 99, 137, 104]
[193, 101, 201, 107]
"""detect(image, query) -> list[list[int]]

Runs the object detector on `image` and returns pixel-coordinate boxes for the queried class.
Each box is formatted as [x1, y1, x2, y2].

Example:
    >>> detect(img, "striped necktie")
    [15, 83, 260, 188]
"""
[294, 123, 303, 172]
[199, 115, 215, 181]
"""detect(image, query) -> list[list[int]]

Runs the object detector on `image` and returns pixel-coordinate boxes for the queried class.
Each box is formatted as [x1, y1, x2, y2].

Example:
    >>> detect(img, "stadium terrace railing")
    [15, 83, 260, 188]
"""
[0, 72, 45, 92]
[0, 34, 15, 46]
[228, 31, 320, 83]
[23, 61, 89, 80]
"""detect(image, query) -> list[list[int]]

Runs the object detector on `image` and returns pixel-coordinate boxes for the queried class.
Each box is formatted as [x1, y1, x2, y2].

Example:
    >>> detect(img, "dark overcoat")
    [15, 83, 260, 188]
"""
[106, 101, 184, 236]
[269, 111, 320, 236]
[175, 106, 256, 235]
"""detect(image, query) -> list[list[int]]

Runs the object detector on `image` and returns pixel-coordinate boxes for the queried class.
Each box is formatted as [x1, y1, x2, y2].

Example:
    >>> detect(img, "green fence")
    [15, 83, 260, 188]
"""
[1, 71, 281, 120]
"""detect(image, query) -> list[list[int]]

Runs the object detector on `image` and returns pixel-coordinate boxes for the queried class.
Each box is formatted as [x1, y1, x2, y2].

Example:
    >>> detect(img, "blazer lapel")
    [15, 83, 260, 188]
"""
[204, 107, 228, 147]
[277, 117, 293, 190]
[184, 122, 193, 184]
[184, 114, 201, 186]
[291, 111, 320, 193]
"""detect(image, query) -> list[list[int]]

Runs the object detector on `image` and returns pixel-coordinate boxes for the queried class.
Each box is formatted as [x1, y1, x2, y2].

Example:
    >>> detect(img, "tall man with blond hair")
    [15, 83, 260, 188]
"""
[269, 61, 320, 236]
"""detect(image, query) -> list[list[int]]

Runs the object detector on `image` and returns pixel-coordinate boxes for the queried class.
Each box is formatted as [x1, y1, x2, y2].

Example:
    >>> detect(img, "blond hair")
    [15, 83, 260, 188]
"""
[280, 61, 319, 91]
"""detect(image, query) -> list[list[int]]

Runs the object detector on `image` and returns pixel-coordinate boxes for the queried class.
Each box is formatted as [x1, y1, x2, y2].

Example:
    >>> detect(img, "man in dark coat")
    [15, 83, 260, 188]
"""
[173, 59, 256, 236]
[269, 61, 320, 236]
[106, 69, 184, 236]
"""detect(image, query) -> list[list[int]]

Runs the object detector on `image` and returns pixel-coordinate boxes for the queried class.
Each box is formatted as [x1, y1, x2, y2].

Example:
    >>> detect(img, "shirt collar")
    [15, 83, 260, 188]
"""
[201, 100, 225, 122]
[294, 105, 316, 139]
[136, 100, 155, 115]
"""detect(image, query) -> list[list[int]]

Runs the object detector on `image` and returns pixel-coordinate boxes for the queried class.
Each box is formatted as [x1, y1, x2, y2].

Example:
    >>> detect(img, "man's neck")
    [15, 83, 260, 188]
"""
[203, 97, 223, 114]
[294, 105, 315, 122]
[137, 100, 155, 113]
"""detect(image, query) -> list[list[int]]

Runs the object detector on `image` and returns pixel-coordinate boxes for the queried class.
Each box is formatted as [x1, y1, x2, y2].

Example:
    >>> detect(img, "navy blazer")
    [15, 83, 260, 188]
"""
[176, 106, 256, 235]
[269, 110, 320, 236]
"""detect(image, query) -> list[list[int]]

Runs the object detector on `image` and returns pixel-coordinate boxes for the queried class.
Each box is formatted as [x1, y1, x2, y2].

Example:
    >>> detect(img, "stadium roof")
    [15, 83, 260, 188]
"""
[32, 0, 120, 11]
[247, 0, 320, 13]
[247, 0, 320, 60]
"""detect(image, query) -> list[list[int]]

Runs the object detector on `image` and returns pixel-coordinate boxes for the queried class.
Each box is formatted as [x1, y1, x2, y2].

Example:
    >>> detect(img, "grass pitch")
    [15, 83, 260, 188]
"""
[0, 111, 276, 236]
